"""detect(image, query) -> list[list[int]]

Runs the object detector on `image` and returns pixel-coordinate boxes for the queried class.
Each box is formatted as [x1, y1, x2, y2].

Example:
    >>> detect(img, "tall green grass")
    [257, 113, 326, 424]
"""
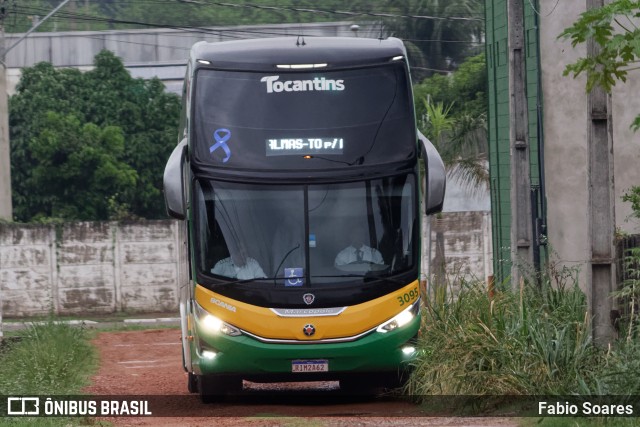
[407, 278, 601, 396]
[0, 320, 97, 395]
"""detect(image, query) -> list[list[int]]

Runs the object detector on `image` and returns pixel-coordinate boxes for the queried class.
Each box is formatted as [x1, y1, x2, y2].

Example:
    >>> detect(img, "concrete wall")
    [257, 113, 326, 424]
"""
[425, 211, 493, 284]
[0, 221, 179, 317]
[1, 215, 492, 318]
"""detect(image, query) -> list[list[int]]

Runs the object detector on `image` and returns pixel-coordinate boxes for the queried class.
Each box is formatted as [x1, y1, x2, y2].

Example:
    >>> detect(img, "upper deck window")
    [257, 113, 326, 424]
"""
[191, 63, 415, 170]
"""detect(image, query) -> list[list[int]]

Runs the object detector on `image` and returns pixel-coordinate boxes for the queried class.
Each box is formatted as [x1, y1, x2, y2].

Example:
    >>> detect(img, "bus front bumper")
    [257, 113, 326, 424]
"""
[190, 315, 420, 381]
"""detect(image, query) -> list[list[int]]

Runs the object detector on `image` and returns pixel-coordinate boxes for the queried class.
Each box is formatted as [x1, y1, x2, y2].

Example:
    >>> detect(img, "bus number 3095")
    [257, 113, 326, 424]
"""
[397, 287, 419, 306]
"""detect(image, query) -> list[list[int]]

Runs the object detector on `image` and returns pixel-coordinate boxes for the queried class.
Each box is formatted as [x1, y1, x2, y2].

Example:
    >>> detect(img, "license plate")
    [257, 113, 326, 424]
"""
[291, 359, 329, 373]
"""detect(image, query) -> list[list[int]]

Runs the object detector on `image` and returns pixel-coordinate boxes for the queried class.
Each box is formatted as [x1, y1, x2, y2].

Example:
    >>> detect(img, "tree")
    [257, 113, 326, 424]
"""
[413, 53, 487, 120]
[562, 1, 640, 217]
[561, 0, 640, 131]
[383, 0, 484, 80]
[414, 53, 488, 190]
[28, 113, 137, 221]
[10, 50, 181, 222]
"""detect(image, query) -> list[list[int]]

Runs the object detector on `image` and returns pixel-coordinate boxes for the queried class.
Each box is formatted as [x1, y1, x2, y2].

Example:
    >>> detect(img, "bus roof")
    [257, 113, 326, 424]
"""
[190, 37, 407, 71]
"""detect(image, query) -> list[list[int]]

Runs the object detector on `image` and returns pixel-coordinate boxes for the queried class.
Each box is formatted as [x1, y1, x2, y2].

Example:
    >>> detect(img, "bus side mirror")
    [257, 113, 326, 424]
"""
[418, 131, 446, 215]
[164, 138, 188, 220]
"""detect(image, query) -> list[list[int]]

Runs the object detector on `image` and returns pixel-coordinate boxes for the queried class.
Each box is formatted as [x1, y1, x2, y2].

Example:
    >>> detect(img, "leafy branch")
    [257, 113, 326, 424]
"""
[560, 0, 640, 130]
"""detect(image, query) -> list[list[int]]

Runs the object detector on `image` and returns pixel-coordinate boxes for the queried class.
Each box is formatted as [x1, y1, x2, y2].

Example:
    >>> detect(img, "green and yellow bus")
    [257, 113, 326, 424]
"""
[163, 36, 446, 402]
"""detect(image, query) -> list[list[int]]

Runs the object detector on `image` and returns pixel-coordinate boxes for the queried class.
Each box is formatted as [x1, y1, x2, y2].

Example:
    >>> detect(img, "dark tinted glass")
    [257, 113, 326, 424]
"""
[192, 63, 415, 170]
[193, 175, 416, 287]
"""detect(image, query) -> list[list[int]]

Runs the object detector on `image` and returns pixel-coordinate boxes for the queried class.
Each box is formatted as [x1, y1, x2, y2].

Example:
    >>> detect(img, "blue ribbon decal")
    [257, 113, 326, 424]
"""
[210, 128, 232, 163]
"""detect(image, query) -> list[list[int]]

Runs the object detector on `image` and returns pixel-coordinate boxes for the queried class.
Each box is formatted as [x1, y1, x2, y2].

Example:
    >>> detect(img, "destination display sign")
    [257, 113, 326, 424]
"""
[266, 138, 344, 156]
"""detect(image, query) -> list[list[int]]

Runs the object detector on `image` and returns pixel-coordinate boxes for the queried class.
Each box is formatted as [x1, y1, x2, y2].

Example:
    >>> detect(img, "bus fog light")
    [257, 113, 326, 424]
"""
[202, 350, 217, 360]
[402, 346, 416, 355]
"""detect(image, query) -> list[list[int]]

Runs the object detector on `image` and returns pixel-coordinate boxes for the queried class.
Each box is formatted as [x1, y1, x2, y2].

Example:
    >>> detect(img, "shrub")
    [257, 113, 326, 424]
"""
[407, 278, 601, 397]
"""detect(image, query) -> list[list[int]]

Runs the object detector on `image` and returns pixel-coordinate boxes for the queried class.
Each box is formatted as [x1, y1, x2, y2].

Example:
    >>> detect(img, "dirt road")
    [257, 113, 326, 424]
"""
[85, 328, 519, 426]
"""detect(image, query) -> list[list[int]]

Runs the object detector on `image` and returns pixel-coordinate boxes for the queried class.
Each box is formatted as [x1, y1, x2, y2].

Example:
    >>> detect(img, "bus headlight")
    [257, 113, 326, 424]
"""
[376, 299, 420, 333]
[195, 301, 242, 337]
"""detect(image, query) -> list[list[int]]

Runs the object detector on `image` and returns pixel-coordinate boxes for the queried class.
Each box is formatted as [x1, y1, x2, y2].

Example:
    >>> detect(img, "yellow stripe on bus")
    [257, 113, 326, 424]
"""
[194, 281, 419, 341]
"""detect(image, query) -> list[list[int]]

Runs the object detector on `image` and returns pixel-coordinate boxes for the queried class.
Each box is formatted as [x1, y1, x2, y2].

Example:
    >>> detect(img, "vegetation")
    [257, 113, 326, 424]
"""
[407, 272, 599, 397]
[0, 321, 96, 396]
[414, 53, 488, 190]
[623, 187, 640, 220]
[0, 323, 96, 426]
[10, 50, 181, 222]
[0, 321, 97, 426]
[406, 276, 640, 427]
[413, 53, 487, 120]
[383, 0, 484, 80]
[561, 0, 640, 131]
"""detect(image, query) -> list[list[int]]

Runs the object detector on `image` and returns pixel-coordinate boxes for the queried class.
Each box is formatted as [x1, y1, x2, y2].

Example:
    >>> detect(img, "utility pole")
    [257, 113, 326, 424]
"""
[0, 0, 72, 222]
[507, 0, 533, 288]
[0, 0, 72, 341]
[587, 0, 616, 346]
[0, 2, 11, 222]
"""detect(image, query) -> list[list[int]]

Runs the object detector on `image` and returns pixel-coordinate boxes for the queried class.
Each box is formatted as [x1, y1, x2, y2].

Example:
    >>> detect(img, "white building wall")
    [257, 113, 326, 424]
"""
[540, 1, 640, 290]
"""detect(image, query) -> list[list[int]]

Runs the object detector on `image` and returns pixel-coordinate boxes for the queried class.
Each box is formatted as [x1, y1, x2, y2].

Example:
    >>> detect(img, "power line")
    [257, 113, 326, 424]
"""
[175, 1, 485, 22]
[99, 0, 485, 17]
[8, 3, 484, 73]
[14, 1, 484, 29]
[11, 6, 483, 45]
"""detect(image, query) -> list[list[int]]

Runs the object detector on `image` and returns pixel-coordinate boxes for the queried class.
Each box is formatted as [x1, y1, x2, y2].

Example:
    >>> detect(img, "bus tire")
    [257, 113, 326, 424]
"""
[198, 375, 243, 403]
[198, 375, 219, 403]
[187, 372, 198, 393]
[339, 377, 379, 397]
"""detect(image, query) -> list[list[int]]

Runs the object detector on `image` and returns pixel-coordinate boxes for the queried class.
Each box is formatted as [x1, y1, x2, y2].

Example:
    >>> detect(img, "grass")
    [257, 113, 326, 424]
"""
[406, 266, 640, 425]
[407, 278, 598, 397]
[2, 311, 179, 342]
[0, 320, 99, 426]
[522, 418, 640, 427]
[3, 311, 177, 324]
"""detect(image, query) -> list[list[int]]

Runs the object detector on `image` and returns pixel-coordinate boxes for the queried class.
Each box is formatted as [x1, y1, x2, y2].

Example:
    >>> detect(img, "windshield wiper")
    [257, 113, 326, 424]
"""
[310, 274, 367, 279]
[218, 271, 310, 286]
[218, 273, 408, 286]
[310, 274, 406, 285]
[216, 276, 284, 286]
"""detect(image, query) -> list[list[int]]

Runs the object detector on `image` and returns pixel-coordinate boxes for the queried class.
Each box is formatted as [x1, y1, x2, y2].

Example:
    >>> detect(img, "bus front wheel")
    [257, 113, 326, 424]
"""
[198, 374, 243, 403]
[187, 372, 198, 393]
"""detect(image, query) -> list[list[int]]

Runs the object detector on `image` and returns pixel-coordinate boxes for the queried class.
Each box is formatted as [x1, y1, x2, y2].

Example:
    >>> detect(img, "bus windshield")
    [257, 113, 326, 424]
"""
[192, 63, 415, 170]
[194, 175, 417, 287]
